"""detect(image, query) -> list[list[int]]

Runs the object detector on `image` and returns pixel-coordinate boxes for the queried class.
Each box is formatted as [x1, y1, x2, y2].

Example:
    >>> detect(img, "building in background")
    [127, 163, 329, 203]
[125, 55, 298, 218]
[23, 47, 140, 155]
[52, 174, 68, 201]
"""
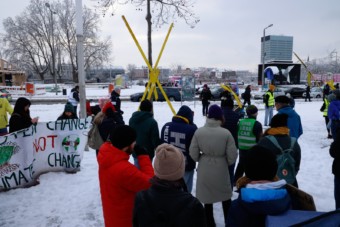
[261, 35, 293, 62]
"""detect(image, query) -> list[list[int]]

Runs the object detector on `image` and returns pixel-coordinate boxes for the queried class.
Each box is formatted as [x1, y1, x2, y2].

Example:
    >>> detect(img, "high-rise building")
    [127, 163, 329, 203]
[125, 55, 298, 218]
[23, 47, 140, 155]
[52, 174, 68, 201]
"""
[261, 35, 293, 62]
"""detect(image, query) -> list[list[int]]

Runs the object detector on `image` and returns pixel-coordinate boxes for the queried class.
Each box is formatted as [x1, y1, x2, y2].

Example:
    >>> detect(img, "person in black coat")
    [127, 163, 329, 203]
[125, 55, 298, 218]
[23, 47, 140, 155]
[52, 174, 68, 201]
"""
[222, 99, 241, 187]
[243, 85, 251, 106]
[305, 85, 311, 102]
[330, 129, 340, 209]
[9, 97, 39, 133]
[199, 84, 212, 116]
[133, 144, 206, 227]
[110, 86, 123, 115]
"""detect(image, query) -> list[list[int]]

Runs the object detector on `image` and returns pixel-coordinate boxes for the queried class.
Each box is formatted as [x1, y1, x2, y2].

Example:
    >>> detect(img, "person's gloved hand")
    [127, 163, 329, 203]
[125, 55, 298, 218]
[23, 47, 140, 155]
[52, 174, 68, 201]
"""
[134, 144, 149, 156]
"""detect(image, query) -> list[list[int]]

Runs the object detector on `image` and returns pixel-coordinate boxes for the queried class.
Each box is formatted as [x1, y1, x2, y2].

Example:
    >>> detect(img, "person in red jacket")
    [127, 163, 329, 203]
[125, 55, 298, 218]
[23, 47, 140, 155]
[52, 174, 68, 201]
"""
[97, 125, 154, 227]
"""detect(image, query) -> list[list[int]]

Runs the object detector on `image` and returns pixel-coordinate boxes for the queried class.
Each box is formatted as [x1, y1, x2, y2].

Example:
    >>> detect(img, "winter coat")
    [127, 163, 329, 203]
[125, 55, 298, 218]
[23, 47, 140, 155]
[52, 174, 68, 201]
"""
[200, 88, 212, 103]
[9, 97, 33, 133]
[257, 133, 301, 183]
[97, 111, 124, 142]
[328, 100, 340, 120]
[67, 89, 79, 107]
[161, 116, 198, 171]
[222, 106, 240, 148]
[226, 181, 291, 227]
[57, 113, 78, 120]
[277, 107, 303, 139]
[133, 178, 206, 227]
[110, 90, 122, 114]
[189, 118, 238, 203]
[243, 86, 251, 100]
[97, 142, 154, 227]
[0, 98, 13, 129]
[129, 111, 161, 160]
[330, 131, 340, 177]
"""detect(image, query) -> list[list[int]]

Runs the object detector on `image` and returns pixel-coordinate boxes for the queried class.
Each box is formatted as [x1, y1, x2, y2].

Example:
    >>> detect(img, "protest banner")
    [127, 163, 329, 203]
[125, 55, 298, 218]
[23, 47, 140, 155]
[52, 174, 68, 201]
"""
[0, 117, 91, 191]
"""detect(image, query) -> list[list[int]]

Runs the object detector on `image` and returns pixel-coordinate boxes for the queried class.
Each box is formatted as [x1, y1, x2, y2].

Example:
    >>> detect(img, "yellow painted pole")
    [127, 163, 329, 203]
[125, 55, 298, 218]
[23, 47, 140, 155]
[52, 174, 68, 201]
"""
[221, 84, 243, 108]
[154, 23, 174, 69]
[294, 52, 313, 86]
[156, 80, 176, 115]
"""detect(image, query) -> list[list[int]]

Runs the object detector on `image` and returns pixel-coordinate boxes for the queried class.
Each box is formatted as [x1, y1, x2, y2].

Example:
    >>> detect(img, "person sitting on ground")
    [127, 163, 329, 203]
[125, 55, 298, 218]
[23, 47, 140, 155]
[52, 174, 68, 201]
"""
[57, 102, 78, 120]
[133, 143, 206, 227]
[226, 145, 291, 227]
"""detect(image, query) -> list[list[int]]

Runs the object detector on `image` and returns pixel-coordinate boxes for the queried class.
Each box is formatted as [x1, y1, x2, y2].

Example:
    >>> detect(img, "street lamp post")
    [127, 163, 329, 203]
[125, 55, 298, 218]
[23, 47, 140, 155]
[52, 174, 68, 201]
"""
[45, 2, 58, 95]
[262, 24, 273, 89]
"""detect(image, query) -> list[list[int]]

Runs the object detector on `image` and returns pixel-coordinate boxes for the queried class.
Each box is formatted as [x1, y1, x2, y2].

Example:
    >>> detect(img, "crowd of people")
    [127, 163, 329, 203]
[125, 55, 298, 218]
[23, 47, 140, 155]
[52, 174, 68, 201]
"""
[2, 83, 340, 226]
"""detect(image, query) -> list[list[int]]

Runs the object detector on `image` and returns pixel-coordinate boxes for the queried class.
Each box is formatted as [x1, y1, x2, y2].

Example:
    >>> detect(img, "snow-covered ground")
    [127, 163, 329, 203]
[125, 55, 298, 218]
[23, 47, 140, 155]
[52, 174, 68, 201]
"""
[0, 86, 335, 227]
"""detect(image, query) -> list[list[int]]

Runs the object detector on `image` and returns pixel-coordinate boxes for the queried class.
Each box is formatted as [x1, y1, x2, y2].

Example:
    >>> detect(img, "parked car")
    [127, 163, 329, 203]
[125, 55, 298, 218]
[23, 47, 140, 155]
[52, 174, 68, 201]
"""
[210, 86, 225, 100]
[253, 87, 286, 100]
[302, 87, 323, 99]
[284, 87, 306, 98]
[0, 88, 12, 102]
[130, 87, 181, 102]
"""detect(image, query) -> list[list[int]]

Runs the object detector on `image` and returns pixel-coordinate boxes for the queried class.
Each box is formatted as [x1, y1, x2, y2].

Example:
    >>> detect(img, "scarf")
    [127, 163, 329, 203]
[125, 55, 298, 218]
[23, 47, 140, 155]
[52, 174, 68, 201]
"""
[264, 126, 289, 136]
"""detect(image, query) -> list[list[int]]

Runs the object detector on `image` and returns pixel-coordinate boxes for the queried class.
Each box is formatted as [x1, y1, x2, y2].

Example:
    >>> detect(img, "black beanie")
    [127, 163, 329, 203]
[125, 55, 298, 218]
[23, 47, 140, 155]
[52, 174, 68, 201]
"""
[245, 145, 278, 181]
[270, 114, 288, 128]
[140, 99, 153, 112]
[109, 125, 137, 149]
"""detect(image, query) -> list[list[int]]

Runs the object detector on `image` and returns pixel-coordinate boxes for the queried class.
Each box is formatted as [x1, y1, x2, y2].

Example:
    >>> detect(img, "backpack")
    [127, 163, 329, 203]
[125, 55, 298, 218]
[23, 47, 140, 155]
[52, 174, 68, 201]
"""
[88, 123, 104, 150]
[267, 135, 297, 184]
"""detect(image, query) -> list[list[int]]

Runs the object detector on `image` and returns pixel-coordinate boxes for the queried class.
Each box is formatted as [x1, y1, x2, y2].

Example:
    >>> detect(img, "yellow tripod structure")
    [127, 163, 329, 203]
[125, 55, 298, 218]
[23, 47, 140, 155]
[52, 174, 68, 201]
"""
[122, 16, 176, 115]
[220, 84, 243, 108]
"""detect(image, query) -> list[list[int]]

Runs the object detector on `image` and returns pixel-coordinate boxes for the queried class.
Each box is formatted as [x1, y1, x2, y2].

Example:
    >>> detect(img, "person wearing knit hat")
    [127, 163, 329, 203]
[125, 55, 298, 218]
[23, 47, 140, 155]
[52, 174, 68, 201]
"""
[129, 99, 161, 168]
[160, 105, 197, 192]
[258, 113, 301, 188]
[133, 143, 206, 226]
[190, 103, 238, 226]
[199, 84, 212, 116]
[235, 104, 263, 185]
[264, 84, 276, 126]
[226, 145, 291, 227]
[56, 102, 78, 120]
[208, 104, 224, 123]
[275, 95, 303, 140]
[97, 125, 154, 227]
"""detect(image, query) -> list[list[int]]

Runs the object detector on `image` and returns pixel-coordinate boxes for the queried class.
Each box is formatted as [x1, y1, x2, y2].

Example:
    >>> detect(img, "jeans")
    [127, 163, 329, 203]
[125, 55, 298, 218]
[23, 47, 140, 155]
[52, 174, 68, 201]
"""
[264, 106, 274, 126]
[183, 170, 194, 193]
[202, 101, 209, 116]
[335, 176, 340, 209]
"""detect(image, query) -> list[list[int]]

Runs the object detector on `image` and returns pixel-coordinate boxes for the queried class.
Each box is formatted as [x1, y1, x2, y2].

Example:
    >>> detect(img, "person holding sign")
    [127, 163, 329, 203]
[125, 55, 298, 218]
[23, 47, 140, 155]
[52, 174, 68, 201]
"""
[9, 97, 38, 133]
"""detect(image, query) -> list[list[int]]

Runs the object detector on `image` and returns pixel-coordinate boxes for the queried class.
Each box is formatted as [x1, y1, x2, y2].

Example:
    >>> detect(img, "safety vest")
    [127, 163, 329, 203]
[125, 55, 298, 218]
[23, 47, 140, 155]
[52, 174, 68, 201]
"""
[323, 98, 329, 117]
[238, 118, 256, 150]
[266, 91, 275, 107]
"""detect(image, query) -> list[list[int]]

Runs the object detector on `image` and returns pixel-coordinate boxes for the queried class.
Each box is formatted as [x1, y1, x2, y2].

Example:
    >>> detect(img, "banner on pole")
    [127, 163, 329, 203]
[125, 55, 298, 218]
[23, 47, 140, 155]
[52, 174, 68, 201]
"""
[181, 76, 195, 101]
[0, 117, 91, 191]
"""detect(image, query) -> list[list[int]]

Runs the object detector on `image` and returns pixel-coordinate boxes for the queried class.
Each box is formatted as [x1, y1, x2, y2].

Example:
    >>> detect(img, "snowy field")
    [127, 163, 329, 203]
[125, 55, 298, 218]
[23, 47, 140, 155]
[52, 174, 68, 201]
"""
[0, 86, 335, 227]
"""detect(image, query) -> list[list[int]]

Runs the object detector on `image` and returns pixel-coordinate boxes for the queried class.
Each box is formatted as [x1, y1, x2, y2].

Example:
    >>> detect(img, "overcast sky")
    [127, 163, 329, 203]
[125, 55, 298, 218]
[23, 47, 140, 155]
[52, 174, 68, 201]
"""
[1, 0, 340, 72]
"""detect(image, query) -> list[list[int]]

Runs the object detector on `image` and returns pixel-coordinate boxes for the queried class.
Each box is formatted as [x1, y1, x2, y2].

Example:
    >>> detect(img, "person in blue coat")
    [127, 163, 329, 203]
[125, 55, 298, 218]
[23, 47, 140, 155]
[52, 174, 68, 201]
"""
[161, 105, 197, 193]
[226, 145, 291, 227]
[274, 95, 303, 139]
[328, 90, 340, 139]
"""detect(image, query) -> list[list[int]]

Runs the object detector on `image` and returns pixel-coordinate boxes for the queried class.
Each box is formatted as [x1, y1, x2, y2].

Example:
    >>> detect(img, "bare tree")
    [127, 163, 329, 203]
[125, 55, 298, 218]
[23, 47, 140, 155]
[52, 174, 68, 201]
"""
[95, 0, 199, 67]
[127, 63, 137, 81]
[2, 0, 112, 82]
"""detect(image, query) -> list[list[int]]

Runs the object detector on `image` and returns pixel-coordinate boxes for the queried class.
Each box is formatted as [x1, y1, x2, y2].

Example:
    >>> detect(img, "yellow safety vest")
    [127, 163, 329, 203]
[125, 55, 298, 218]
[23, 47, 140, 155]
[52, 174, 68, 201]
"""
[266, 91, 274, 107]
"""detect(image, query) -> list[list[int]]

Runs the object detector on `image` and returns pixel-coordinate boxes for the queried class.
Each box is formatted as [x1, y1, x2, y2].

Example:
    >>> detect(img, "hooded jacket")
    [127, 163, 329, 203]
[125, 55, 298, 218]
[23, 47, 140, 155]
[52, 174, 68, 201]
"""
[9, 97, 33, 133]
[161, 106, 197, 171]
[97, 142, 154, 227]
[129, 111, 160, 160]
[277, 107, 303, 139]
[330, 131, 340, 177]
[328, 100, 340, 120]
[0, 98, 13, 129]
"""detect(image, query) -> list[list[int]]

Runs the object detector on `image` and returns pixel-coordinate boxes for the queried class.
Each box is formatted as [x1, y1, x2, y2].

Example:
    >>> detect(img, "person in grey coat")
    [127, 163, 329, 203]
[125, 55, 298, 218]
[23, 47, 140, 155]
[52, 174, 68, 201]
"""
[189, 104, 238, 227]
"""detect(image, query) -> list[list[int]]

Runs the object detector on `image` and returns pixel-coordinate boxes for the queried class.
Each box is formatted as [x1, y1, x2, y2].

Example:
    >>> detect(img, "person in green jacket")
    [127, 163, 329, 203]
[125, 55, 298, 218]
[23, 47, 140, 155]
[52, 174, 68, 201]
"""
[129, 99, 161, 168]
[0, 97, 13, 135]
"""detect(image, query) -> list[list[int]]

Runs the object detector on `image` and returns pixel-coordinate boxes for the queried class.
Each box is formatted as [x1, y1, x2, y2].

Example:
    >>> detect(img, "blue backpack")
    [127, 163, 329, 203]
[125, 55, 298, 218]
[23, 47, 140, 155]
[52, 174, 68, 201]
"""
[267, 135, 297, 184]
